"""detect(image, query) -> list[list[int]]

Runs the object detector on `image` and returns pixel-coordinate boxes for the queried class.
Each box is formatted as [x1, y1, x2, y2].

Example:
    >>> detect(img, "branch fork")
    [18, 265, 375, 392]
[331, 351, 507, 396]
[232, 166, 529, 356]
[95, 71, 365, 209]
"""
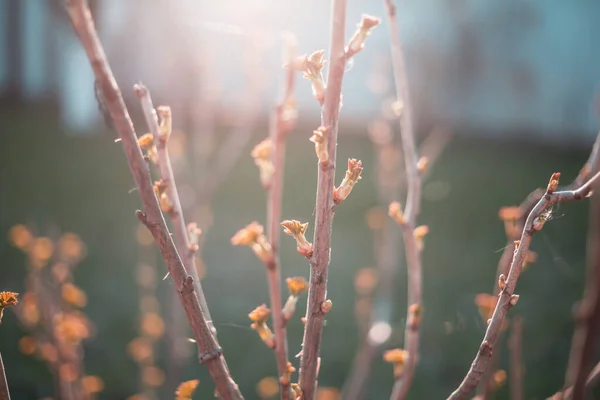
[448, 170, 600, 400]
[65, 1, 241, 397]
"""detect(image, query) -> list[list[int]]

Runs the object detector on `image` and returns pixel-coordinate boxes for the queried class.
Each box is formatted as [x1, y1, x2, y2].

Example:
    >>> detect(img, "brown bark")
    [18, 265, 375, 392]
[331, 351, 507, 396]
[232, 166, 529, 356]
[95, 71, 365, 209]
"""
[64, 2, 242, 398]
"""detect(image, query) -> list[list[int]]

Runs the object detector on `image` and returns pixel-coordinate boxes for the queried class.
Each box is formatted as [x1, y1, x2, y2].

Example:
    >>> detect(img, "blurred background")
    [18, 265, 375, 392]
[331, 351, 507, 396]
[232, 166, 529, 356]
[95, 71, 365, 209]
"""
[1, 0, 600, 399]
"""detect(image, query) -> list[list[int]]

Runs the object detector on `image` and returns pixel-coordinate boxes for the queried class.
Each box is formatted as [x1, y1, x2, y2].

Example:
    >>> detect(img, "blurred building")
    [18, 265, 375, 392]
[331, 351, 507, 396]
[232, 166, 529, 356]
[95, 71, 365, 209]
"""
[1, 0, 600, 141]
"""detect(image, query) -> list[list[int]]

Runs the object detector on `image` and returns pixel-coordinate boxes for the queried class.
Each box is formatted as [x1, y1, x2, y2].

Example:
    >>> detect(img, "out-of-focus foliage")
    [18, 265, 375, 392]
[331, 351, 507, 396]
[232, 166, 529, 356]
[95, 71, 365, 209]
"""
[0, 111, 597, 399]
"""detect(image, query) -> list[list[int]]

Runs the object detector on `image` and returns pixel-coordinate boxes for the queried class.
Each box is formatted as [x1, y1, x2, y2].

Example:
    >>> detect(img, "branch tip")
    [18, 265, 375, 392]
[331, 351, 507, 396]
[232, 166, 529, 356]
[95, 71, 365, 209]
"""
[286, 50, 327, 105]
[249, 304, 276, 348]
[133, 83, 147, 97]
[231, 222, 273, 264]
[281, 220, 313, 258]
[333, 159, 363, 204]
[310, 126, 329, 165]
[346, 14, 381, 57]
[251, 139, 274, 189]
[547, 172, 561, 193]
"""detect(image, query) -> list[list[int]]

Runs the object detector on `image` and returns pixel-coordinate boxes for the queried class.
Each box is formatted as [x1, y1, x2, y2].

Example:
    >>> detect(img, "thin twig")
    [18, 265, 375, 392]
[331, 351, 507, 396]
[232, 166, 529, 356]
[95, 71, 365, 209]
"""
[135, 84, 215, 335]
[562, 166, 600, 400]
[585, 361, 600, 390]
[467, 130, 600, 400]
[447, 170, 600, 400]
[0, 352, 10, 400]
[342, 128, 449, 400]
[64, 2, 242, 398]
[17, 257, 86, 400]
[476, 193, 540, 399]
[384, 1, 423, 399]
[135, 227, 162, 399]
[298, 1, 348, 398]
[395, 127, 452, 191]
[343, 152, 399, 400]
[343, 339, 379, 400]
[509, 316, 524, 400]
[343, 217, 398, 400]
[264, 40, 296, 400]
[547, 361, 600, 399]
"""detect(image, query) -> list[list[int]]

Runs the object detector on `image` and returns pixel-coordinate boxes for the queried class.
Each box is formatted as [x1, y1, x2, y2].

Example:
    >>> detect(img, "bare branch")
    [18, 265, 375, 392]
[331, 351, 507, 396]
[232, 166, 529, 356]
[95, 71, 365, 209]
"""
[264, 37, 297, 400]
[343, 128, 449, 400]
[586, 361, 600, 390]
[477, 192, 541, 398]
[562, 167, 600, 400]
[298, 1, 349, 397]
[509, 316, 524, 400]
[135, 84, 215, 335]
[547, 361, 600, 399]
[447, 170, 600, 400]
[64, 2, 242, 398]
[0, 352, 10, 400]
[383, 0, 423, 399]
[461, 129, 600, 400]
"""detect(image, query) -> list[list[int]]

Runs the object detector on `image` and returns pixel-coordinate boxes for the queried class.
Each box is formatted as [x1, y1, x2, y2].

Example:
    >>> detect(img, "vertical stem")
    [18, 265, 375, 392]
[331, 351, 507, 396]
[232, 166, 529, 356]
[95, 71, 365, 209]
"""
[384, 1, 423, 399]
[384, 1, 420, 221]
[563, 177, 600, 400]
[261, 35, 296, 400]
[0, 352, 10, 400]
[343, 178, 400, 400]
[343, 129, 449, 400]
[509, 316, 523, 400]
[342, 339, 378, 400]
[299, 0, 347, 398]
[266, 110, 290, 400]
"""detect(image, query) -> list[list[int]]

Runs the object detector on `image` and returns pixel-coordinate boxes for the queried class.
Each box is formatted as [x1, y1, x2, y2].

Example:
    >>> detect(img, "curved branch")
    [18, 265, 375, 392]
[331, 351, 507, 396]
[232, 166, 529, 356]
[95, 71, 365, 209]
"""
[447, 170, 600, 400]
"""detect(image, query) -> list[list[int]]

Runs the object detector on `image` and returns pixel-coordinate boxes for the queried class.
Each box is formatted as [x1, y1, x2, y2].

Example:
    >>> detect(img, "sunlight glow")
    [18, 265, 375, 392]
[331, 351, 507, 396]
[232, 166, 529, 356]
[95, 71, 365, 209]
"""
[367, 321, 392, 345]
